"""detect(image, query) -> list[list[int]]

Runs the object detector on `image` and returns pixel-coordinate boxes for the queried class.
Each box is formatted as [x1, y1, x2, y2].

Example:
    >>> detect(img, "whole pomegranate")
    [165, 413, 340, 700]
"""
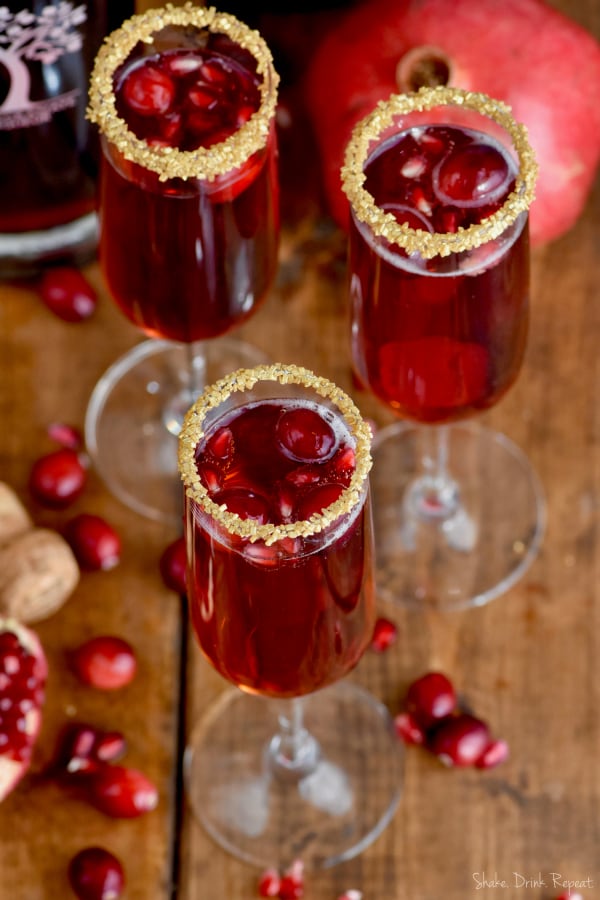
[304, 0, 600, 245]
[0, 617, 47, 802]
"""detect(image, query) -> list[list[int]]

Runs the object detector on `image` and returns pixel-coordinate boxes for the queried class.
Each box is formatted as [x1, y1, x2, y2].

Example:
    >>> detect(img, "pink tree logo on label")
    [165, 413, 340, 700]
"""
[0, 3, 87, 129]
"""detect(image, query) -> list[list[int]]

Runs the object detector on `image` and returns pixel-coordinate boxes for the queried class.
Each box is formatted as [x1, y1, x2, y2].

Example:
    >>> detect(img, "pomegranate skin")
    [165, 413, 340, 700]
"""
[305, 0, 600, 246]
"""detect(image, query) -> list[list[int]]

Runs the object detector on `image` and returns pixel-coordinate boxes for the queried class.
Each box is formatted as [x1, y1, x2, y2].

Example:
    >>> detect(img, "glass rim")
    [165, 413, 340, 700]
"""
[87, 3, 279, 183]
[341, 86, 538, 259]
[178, 363, 373, 546]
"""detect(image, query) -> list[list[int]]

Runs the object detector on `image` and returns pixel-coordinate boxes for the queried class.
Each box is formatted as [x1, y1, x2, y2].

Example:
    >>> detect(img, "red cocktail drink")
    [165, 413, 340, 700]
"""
[348, 123, 529, 423]
[98, 38, 279, 341]
[180, 366, 375, 698]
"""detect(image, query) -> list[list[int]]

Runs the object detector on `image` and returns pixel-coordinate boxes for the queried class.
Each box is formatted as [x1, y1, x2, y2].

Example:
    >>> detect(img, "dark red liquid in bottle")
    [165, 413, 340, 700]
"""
[0, 2, 121, 273]
[185, 399, 375, 698]
[99, 45, 279, 342]
[349, 124, 529, 424]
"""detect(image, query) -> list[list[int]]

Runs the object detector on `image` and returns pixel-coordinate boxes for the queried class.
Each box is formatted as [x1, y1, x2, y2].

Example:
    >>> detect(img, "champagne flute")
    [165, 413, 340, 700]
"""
[342, 87, 544, 610]
[179, 363, 403, 868]
[85, 4, 280, 523]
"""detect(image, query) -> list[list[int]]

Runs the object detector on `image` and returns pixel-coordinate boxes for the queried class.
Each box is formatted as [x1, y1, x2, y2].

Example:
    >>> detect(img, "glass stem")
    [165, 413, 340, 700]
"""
[267, 697, 320, 781]
[186, 340, 207, 404]
[408, 425, 460, 520]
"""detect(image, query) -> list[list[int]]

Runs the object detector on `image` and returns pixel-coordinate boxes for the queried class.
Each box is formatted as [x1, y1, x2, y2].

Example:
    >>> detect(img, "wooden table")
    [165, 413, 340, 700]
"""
[1, 2, 599, 897]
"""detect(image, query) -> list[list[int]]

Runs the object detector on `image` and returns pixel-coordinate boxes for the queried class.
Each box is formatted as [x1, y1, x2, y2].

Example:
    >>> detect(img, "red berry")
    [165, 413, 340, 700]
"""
[54, 723, 101, 776]
[159, 537, 187, 594]
[405, 671, 457, 728]
[215, 488, 270, 523]
[29, 448, 87, 508]
[475, 737, 509, 770]
[257, 867, 281, 897]
[68, 846, 125, 900]
[433, 142, 511, 207]
[278, 860, 304, 900]
[428, 713, 491, 767]
[65, 514, 121, 571]
[86, 765, 158, 818]
[93, 731, 127, 764]
[393, 711, 425, 746]
[122, 64, 175, 115]
[71, 636, 137, 691]
[294, 482, 344, 521]
[276, 407, 337, 462]
[39, 267, 97, 323]
[370, 617, 398, 653]
[47, 422, 83, 450]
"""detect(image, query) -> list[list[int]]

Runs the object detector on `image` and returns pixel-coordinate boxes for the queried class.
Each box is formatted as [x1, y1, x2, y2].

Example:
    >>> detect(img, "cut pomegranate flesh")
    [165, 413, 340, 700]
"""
[0, 619, 47, 802]
[68, 846, 125, 900]
[276, 406, 337, 463]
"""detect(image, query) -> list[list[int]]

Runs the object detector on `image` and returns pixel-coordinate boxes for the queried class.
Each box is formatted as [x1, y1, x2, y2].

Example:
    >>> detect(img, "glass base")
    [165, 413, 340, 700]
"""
[85, 338, 269, 525]
[185, 682, 403, 869]
[371, 422, 545, 611]
[0, 211, 98, 278]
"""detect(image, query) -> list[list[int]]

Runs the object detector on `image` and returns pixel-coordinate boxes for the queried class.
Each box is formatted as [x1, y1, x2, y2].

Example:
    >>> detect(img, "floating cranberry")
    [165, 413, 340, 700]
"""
[159, 536, 187, 594]
[405, 671, 457, 728]
[433, 142, 512, 208]
[295, 482, 344, 521]
[215, 488, 270, 523]
[71, 636, 137, 691]
[276, 406, 337, 462]
[39, 267, 97, 323]
[86, 765, 158, 818]
[257, 867, 281, 898]
[394, 711, 425, 746]
[68, 846, 125, 900]
[65, 514, 121, 571]
[428, 713, 491, 767]
[29, 448, 87, 509]
[121, 64, 175, 115]
[0, 619, 47, 802]
[370, 616, 398, 653]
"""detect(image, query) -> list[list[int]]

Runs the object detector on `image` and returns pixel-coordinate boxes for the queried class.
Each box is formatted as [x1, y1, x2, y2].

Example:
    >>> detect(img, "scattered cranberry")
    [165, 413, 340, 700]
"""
[86, 765, 158, 818]
[159, 536, 187, 594]
[394, 711, 425, 746]
[65, 514, 121, 571]
[428, 713, 491, 767]
[47, 422, 83, 450]
[370, 616, 398, 653]
[405, 671, 456, 728]
[39, 267, 97, 323]
[475, 738, 510, 770]
[71, 636, 137, 690]
[68, 846, 125, 900]
[278, 860, 304, 900]
[258, 867, 281, 898]
[29, 448, 87, 508]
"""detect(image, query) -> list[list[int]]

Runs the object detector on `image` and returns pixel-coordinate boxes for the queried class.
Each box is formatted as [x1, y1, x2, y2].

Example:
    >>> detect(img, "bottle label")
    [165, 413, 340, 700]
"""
[0, 3, 87, 130]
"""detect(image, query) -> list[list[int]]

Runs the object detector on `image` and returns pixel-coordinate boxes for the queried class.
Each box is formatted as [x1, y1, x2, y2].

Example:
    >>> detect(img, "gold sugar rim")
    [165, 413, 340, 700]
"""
[87, 3, 279, 182]
[178, 364, 373, 546]
[341, 86, 538, 259]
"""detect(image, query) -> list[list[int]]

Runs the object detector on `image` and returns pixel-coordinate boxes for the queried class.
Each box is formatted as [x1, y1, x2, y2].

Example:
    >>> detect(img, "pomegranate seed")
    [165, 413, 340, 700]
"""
[93, 731, 127, 764]
[257, 867, 281, 897]
[197, 462, 222, 494]
[55, 723, 101, 775]
[278, 860, 304, 899]
[327, 445, 356, 483]
[86, 765, 158, 818]
[295, 482, 344, 521]
[39, 267, 97, 323]
[394, 711, 425, 746]
[405, 671, 457, 728]
[188, 85, 219, 109]
[276, 407, 337, 462]
[65, 514, 121, 571]
[47, 422, 83, 450]
[475, 737, 510, 770]
[370, 616, 398, 653]
[122, 64, 175, 115]
[29, 448, 87, 508]
[428, 713, 491, 767]
[206, 426, 234, 462]
[159, 536, 187, 594]
[71, 636, 137, 691]
[68, 846, 125, 900]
